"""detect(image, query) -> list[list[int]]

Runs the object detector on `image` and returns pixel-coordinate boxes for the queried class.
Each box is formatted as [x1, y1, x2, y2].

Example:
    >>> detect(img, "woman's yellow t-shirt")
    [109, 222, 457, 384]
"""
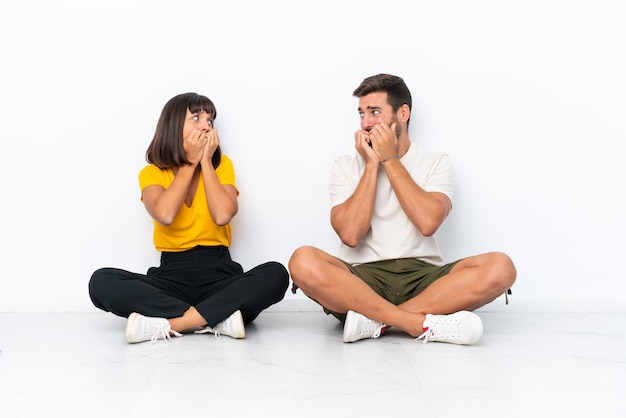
[138, 155, 238, 252]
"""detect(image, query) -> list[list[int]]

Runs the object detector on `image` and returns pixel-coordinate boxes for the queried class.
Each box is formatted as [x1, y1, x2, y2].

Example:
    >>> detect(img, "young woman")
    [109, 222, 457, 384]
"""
[89, 92, 289, 344]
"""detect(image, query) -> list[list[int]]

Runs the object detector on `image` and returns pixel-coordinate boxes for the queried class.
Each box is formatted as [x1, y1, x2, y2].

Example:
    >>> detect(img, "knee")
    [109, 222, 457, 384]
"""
[266, 261, 289, 282]
[288, 246, 328, 289]
[88, 268, 114, 306]
[257, 261, 289, 290]
[89, 267, 125, 297]
[487, 252, 517, 290]
[88, 268, 109, 296]
[288, 246, 316, 281]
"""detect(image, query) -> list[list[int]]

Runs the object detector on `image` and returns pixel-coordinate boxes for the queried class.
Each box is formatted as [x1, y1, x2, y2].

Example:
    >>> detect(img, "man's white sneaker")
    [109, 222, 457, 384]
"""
[343, 310, 388, 343]
[416, 311, 483, 345]
[125, 312, 182, 344]
[195, 310, 245, 339]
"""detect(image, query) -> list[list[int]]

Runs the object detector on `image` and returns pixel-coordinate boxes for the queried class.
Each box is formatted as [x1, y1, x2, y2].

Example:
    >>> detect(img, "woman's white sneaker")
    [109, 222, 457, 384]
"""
[125, 312, 182, 344]
[195, 310, 245, 339]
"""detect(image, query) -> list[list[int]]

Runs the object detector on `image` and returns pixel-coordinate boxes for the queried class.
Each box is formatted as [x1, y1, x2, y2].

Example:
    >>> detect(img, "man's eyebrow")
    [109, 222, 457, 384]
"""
[357, 105, 382, 112]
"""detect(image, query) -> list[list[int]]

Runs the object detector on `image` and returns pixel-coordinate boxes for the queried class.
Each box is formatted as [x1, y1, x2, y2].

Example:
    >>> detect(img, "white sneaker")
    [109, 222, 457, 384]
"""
[195, 310, 245, 339]
[342, 310, 388, 343]
[125, 312, 182, 344]
[416, 311, 483, 345]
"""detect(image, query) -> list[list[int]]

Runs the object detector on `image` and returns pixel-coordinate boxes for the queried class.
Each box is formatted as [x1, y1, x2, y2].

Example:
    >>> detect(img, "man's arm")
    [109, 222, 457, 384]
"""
[330, 130, 380, 247]
[330, 165, 378, 247]
[367, 121, 451, 237]
[381, 158, 451, 237]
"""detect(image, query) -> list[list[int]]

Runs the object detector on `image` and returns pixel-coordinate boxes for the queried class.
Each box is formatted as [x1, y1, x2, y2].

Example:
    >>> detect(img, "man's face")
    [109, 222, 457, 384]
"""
[357, 91, 398, 133]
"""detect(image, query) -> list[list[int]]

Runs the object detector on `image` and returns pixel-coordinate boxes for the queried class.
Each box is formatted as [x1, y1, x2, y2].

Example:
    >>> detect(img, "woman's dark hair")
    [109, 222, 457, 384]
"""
[146, 92, 221, 169]
[353, 74, 412, 127]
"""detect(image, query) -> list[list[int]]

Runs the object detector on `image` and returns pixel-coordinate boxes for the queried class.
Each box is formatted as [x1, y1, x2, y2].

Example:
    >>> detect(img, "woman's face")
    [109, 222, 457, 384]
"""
[182, 109, 213, 139]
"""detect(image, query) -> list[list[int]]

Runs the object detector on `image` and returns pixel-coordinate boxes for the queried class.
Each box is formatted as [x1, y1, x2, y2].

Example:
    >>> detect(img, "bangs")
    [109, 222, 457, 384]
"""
[188, 95, 217, 119]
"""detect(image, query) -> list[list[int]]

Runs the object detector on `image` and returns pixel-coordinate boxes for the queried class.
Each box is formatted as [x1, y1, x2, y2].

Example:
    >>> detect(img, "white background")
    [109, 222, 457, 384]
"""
[1, 0, 624, 312]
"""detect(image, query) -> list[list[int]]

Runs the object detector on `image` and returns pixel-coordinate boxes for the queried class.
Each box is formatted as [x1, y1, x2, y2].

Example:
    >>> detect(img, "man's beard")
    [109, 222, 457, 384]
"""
[392, 116, 402, 138]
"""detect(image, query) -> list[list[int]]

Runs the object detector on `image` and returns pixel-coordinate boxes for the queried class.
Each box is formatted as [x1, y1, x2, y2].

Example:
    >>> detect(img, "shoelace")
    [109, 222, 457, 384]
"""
[360, 318, 385, 339]
[416, 327, 433, 344]
[149, 327, 182, 344]
[416, 318, 458, 344]
[194, 326, 221, 339]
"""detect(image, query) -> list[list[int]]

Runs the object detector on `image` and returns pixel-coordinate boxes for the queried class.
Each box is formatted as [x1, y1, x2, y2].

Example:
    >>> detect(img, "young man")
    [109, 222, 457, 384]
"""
[289, 74, 516, 345]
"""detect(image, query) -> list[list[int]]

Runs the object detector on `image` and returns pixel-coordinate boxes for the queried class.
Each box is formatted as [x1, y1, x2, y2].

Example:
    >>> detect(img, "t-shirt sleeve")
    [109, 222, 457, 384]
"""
[424, 153, 454, 204]
[215, 155, 239, 195]
[329, 156, 357, 208]
[138, 164, 166, 195]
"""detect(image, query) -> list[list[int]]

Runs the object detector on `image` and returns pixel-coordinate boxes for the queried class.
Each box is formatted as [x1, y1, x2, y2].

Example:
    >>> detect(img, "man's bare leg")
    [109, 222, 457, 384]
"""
[289, 246, 426, 336]
[398, 252, 517, 315]
[289, 247, 516, 337]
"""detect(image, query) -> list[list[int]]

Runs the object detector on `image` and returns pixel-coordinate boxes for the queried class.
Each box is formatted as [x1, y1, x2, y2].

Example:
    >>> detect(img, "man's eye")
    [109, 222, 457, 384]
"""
[358, 112, 364, 119]
[373, 110, 381, 115]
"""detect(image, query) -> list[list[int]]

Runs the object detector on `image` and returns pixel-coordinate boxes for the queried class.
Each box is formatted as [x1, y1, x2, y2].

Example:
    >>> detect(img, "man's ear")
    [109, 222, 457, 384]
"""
[399, 104, 411, 123]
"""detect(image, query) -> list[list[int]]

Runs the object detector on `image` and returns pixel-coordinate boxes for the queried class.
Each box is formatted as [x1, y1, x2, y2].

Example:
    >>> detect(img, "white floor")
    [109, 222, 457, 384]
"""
[1, 303, 625, 418]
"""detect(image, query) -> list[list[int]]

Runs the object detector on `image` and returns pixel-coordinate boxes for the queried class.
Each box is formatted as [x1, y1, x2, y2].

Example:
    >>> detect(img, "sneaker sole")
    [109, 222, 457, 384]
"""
[125, 312, 141, 343]
[230, 310, 245, 339]
[342, 310, 357, 343]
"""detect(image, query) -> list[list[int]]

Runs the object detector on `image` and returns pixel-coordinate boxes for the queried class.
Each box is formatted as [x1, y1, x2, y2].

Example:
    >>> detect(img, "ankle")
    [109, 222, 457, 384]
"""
[405, 312, 427, 337]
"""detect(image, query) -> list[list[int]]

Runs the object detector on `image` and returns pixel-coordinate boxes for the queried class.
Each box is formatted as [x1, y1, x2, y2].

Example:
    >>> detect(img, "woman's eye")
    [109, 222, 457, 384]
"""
[192, 115, 199, 121]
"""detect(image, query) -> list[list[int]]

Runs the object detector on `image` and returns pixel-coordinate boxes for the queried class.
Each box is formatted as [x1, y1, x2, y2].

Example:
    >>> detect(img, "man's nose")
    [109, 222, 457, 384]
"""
[361, 115, 375, 131]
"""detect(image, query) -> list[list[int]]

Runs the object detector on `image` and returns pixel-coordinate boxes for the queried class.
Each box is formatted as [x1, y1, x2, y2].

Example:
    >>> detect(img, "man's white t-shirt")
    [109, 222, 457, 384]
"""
[329, 143, 454, 266]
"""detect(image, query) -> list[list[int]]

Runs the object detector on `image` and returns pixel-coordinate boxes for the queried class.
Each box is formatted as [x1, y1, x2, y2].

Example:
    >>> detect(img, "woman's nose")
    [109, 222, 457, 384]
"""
[202, 120, 213, 130]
